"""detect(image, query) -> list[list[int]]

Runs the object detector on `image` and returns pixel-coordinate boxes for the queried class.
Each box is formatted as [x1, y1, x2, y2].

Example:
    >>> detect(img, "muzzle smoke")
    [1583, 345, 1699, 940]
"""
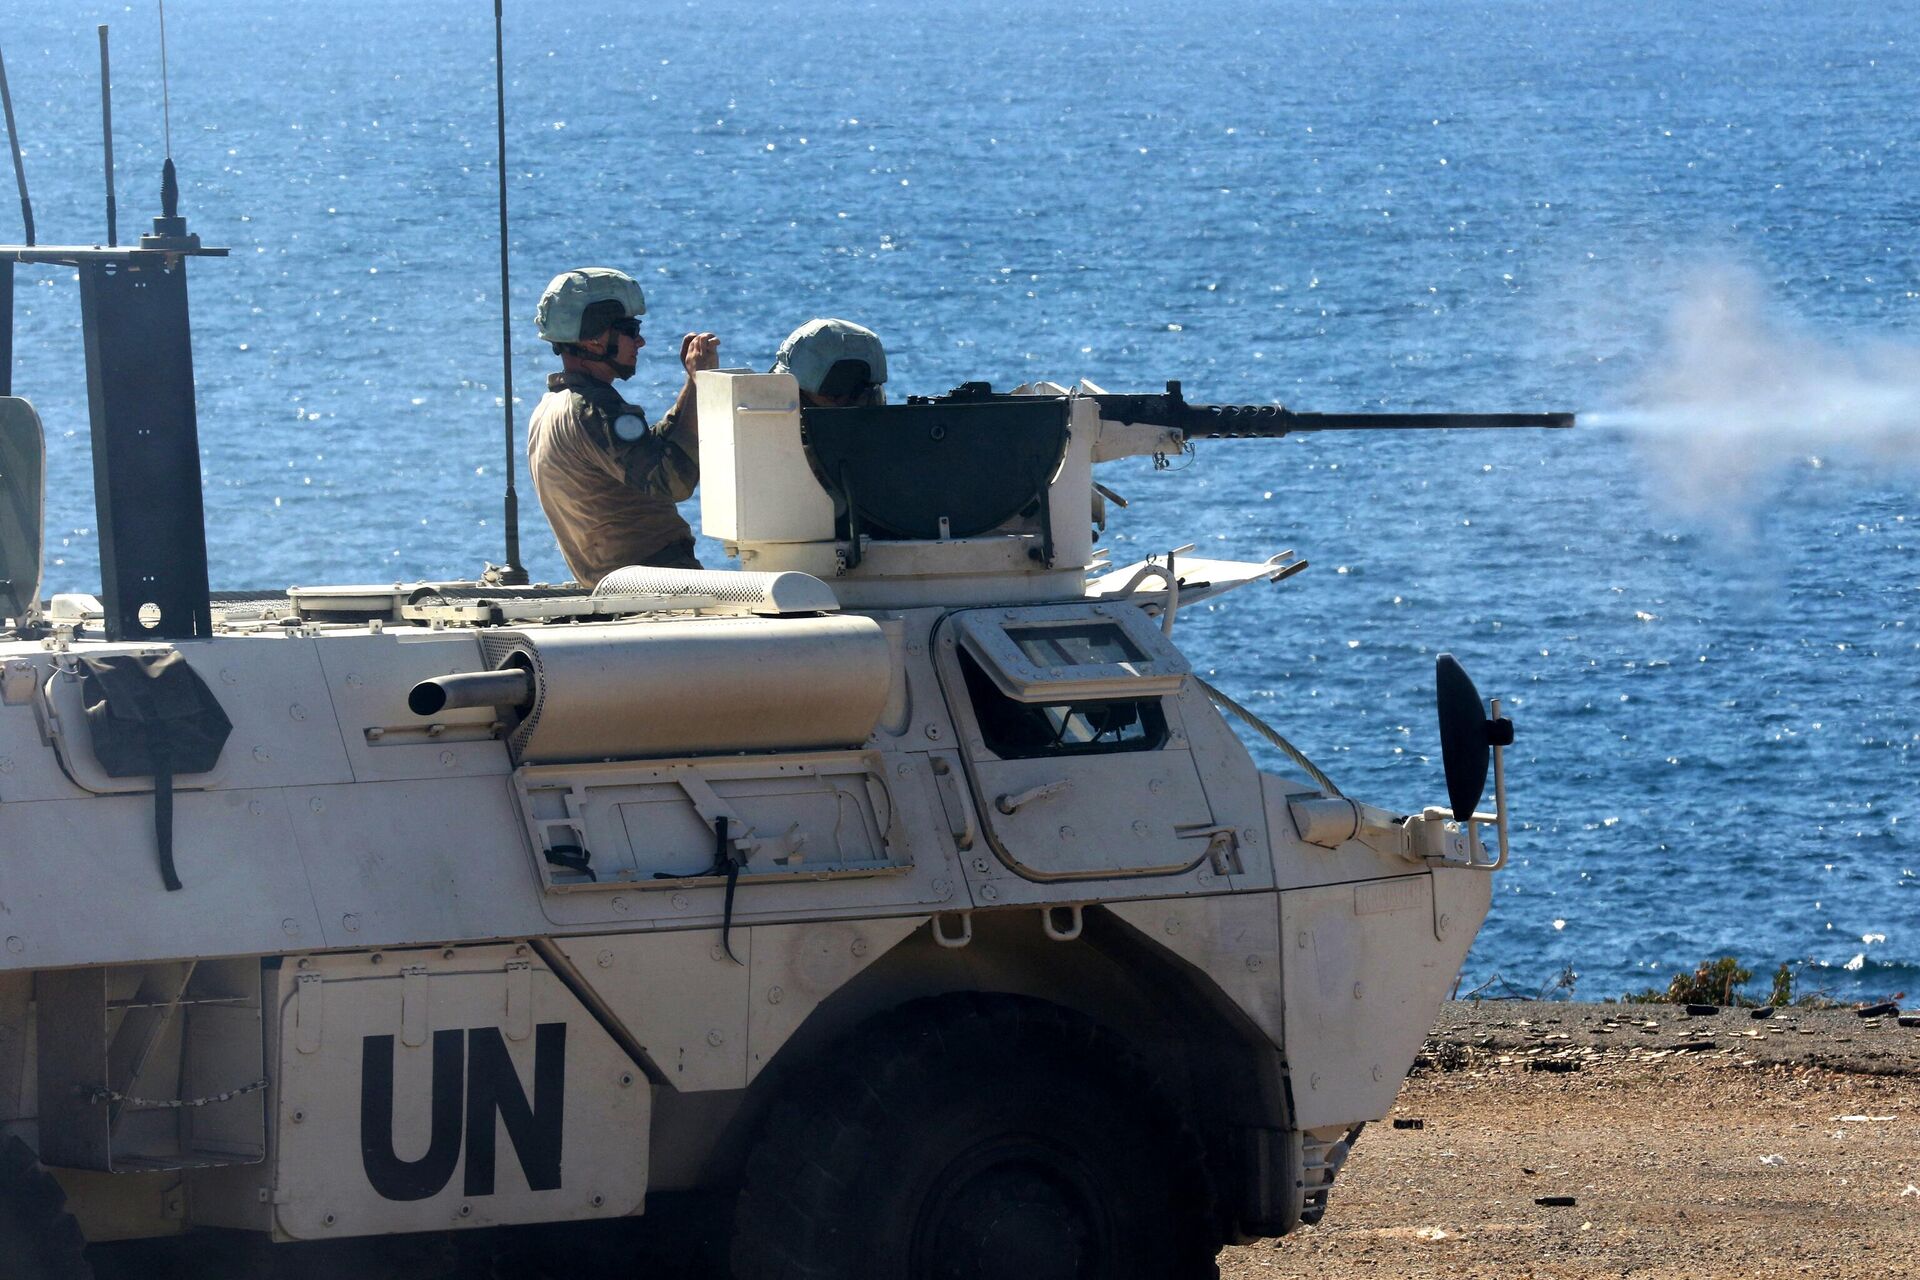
[1582, 266, 1920, 532]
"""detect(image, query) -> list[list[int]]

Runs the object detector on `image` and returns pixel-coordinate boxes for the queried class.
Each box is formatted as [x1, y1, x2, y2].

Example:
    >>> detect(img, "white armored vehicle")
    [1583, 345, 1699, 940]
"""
[0, 55, 1569, 1280]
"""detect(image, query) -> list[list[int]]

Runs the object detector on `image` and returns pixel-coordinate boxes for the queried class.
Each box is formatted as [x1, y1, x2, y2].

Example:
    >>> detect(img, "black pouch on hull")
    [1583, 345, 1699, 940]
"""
[79, 652, 233, 892]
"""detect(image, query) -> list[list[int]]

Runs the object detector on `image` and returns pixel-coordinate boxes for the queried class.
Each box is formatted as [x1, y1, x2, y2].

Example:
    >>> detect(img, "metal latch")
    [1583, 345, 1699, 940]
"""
[294, 972, 323, 1055]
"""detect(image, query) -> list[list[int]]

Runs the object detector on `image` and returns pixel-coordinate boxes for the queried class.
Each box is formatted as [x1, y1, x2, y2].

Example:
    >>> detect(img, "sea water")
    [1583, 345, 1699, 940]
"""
[5, 0, 1915, 1000]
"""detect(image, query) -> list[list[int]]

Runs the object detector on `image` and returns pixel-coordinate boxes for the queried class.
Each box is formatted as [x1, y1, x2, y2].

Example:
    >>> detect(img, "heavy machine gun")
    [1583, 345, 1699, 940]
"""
[1082, 378, 1573, 441]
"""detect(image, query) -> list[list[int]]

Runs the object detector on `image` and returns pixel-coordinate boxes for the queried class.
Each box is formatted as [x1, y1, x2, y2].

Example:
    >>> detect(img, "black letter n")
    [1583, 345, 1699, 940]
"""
[463, 1022, 566, 1196]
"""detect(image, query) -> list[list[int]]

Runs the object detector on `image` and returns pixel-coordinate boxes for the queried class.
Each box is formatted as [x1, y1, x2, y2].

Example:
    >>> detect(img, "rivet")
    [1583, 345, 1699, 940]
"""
[706, 1029, 724, 1047]
[1372, 1064, 1383, 1081]
[980, 884, 1000, 902]
[672, 893, 689, 911]
[767, 986, 785, 1005]
[441, 948, 455, 960]
[1353, 982, 1365, 1000]
[439, 750, 456, 767]
[1059, 826, 1077, 840]
[896, 762, 913, 777]
[1309, 1073, 1321, 1091]
[1438, 913, 1452, 935]
[0, 757, 12, 774]
[248, 799, 264, 816]
[590, 1194, 605, 1209]
[219, 668, 239, 685]
[1131, 819, 1150, 837]
[924, 724, 943, 740]
[1148, 778, 1165, 795]
[611, 896, 631, 913]
[1246, 954, 1264, 971]
[1242, 828, 1261, 846]
[297, 958, 312, 969]
[1297, 931, 1310, 949]
[458, 1204, 472, 1218]
[291, 1110, 306, 1124]
[851, 938, 870, 957]
[323, 1214, 337, 1228]
[253, 745, 271, 762]
[972, 857, 990, 873]
[514, 944, 528, 956]
[309, 797, 325, 813]
[619, 1072, 635, 1088]
[931, 877, 951, 896]
[345, 673, 363, 688]
[289, 703, 308, 721]
[371, 953, 384, 966]
[3, 937, 22, 955]
[281, 919, 300, 935]
[1164, 917, 1183, 936]
[597, 950, 614, 969]
[341, 914, 360, 932]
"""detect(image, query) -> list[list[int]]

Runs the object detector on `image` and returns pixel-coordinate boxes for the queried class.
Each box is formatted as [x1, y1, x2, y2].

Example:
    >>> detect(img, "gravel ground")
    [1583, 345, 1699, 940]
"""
[1220, 999, 1920, 1280]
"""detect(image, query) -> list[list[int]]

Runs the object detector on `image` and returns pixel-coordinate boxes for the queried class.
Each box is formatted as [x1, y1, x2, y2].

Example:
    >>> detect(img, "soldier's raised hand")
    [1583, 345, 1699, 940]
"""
[681, 331, 721, 377]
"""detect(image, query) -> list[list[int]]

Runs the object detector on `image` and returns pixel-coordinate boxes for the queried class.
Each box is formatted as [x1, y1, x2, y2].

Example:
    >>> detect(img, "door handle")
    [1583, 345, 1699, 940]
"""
[995, 779, 1071, 815]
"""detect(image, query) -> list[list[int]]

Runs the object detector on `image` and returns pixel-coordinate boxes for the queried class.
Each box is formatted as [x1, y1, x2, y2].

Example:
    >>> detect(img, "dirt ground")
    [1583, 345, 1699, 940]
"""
[1219, 1000, 1920, 1280]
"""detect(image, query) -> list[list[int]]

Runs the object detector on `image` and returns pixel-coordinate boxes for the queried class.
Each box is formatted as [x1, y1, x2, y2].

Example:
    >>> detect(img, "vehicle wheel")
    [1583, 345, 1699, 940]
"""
[731, 993, 1220, 1280]
[0, 1135, 92, 1279]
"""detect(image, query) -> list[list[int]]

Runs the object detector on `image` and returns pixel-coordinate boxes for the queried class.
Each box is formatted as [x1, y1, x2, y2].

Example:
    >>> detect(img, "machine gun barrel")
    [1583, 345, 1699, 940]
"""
[1094, 382, 1573, 439]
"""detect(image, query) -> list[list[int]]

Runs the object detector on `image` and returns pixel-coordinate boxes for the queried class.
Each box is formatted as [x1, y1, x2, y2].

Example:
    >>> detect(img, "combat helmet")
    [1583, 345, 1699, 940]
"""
[535, 267, 646, 348]
[773, 317, 889, 404]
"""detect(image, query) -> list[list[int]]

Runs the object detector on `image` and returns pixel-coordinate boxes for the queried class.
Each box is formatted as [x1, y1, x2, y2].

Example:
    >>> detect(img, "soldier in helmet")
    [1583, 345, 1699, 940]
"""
[772, 318, 888, 407]
[527, 267, 721, 586]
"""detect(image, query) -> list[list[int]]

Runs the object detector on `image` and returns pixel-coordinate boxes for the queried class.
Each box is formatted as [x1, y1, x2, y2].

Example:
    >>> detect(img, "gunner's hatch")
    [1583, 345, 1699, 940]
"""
[0, 396, 45, 627]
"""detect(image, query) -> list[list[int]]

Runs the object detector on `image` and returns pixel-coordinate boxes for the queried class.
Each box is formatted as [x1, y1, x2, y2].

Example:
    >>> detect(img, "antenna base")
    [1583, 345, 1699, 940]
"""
[140, 214, 199, 251]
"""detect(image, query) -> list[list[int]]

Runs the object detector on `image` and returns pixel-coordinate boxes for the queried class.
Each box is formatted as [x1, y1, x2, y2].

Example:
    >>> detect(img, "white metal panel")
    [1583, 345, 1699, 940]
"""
[0, 790, 325, 970]
[553, 930, 751, 1092]
[314, 633, 511, 783]
[39, 638, 355, 795]
[0, 660, 87, 802]
[271, 947, 647, 1240]
[744, 917, 925, 1083]
[1279, 874, 1465, 1130]
[283, 777, 548, 951]
[1105, 894, 1284, 1051]
[696, 370, 834, 545]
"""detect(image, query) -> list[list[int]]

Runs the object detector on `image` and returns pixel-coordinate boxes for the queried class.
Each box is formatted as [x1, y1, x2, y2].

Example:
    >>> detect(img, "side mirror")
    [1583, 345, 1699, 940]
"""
[1435, 653, 1513, 822]
[0, 396, 45, 627]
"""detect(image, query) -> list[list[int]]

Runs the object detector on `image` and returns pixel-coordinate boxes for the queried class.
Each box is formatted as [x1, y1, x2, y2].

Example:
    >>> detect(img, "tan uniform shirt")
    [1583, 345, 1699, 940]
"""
[526, 371, 701, 586]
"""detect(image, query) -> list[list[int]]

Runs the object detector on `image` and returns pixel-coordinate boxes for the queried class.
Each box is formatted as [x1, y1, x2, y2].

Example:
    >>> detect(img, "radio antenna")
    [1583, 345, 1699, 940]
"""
[492, 0, 527, 584]
[0, 41, 33, 245]
[99, 26, 118, 246]
[157, 1, 173, 157]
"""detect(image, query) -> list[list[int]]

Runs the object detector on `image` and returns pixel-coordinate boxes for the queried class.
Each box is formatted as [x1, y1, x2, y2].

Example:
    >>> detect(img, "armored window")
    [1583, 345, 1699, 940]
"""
[958, 649, 1168, 760]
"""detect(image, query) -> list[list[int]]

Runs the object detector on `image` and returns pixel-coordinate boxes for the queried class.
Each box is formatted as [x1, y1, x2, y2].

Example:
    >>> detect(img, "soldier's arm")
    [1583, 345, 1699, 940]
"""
[618, 409, 700, 502]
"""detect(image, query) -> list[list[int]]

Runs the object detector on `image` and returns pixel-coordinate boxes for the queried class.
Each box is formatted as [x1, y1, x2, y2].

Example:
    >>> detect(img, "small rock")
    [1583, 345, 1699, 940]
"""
[1759, 1154, 1786, 1167]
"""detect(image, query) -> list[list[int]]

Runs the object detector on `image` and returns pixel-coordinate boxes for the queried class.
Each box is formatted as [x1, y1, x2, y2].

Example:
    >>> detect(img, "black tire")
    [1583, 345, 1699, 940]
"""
[0, 1135, 92, 1280]
[730, 993, 1220, 1280]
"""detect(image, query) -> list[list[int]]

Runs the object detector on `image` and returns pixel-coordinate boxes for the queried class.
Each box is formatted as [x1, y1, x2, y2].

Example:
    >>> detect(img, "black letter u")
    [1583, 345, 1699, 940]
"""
[361, 1030, 465, 1201]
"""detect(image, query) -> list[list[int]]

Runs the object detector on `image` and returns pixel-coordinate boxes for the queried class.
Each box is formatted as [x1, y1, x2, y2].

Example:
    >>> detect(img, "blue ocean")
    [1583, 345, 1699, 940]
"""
[5, 1, 1915, 1000]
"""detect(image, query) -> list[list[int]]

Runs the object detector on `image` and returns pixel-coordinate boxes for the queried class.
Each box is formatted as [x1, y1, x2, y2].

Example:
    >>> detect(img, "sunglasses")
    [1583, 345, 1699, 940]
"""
[606, 316, 643, 339]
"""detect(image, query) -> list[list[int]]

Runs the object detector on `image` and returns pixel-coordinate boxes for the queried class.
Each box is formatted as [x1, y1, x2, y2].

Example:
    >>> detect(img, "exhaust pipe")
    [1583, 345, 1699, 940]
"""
[408, 668, 533, 717]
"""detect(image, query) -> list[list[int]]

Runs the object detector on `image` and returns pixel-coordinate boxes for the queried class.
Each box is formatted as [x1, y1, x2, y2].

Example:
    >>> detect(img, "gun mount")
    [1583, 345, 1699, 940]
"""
[698, 371, 1572, 607]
